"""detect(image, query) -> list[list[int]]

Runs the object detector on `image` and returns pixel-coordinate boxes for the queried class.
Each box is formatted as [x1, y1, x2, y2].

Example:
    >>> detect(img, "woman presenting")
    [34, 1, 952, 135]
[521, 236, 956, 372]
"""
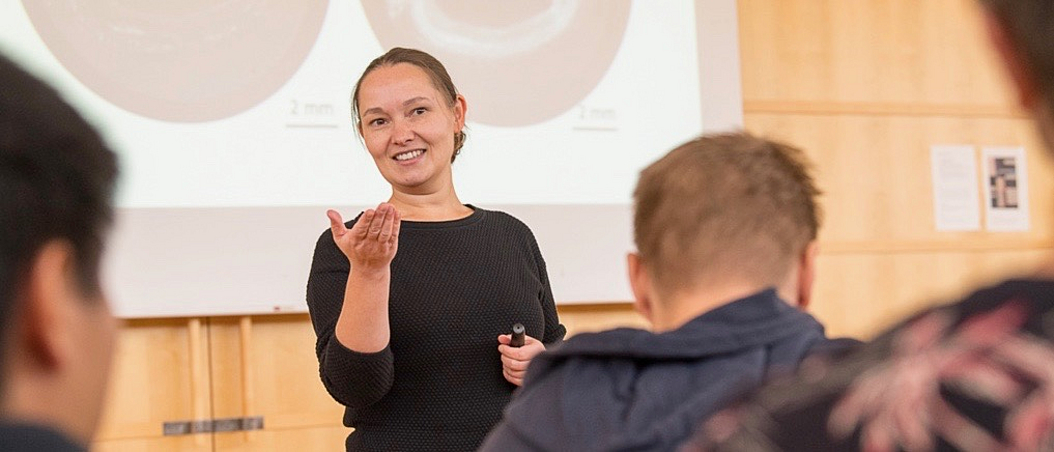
[306, 48, 566, 451]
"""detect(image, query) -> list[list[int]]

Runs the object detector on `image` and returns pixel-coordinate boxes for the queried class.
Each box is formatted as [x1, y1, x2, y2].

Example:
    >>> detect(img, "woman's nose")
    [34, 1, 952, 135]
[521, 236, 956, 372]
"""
[390, 119, 413, 145]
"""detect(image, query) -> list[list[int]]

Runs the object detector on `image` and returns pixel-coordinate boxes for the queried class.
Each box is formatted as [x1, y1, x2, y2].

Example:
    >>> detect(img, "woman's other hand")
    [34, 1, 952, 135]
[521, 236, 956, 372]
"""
[497, 334, 546, 387]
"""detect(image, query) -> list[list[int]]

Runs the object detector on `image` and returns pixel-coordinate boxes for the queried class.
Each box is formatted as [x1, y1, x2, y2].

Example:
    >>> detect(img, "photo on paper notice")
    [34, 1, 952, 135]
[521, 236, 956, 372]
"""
[988, 156, 1019, 209]
[982, 147, 1030, 231]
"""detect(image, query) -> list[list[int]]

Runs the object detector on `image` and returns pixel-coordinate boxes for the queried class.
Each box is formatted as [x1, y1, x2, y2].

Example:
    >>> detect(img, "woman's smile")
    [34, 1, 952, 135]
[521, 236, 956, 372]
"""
[393, 148, 426, 163]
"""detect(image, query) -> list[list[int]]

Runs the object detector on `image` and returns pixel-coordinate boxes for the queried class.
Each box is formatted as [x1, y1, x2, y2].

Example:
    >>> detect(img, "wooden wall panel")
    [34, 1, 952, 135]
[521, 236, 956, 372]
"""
[739, 0, 1010, 108]
[812, 250, 1053, 338]
[212, 427, 351, 452]
[557, 303, 648, 336]
[740, 0, 1054, 340]
[94, 436, 212, 452]
[95, 318, 211, 449]
[209, 315, 349, 451]
[745, 113, 1054, 246]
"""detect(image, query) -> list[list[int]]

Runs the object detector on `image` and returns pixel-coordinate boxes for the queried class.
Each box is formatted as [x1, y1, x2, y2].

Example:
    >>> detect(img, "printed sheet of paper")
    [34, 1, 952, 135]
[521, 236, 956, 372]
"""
[982, 146, 1030, 231]
[930, 145, 981, 231]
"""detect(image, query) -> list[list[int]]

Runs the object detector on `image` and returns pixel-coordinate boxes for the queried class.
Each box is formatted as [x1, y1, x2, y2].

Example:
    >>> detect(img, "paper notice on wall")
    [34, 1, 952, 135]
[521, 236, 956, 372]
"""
[982, 146, 1030, 231]
[930, 145, 981, 231]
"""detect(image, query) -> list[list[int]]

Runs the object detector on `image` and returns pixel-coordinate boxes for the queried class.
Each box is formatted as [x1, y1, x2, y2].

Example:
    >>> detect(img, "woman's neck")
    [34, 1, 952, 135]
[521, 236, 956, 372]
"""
[388, 185, 472, 221]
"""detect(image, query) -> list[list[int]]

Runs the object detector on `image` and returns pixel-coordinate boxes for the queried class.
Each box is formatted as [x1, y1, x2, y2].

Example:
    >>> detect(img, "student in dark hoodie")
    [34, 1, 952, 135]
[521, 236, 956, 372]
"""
[479, 132, 856, 451]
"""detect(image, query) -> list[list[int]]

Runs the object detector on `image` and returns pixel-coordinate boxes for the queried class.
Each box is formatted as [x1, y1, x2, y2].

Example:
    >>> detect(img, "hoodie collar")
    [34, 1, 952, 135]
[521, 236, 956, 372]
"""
[546, 289, 823, 360]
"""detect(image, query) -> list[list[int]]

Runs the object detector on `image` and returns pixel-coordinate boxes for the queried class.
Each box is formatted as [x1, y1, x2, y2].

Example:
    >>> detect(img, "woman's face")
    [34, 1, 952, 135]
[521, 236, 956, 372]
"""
[356, 63, 466, 194]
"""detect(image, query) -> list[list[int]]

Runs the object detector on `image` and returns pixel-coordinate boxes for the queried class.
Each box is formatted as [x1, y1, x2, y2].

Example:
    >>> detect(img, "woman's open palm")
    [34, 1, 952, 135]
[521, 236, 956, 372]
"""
[328, 203, 401, 270]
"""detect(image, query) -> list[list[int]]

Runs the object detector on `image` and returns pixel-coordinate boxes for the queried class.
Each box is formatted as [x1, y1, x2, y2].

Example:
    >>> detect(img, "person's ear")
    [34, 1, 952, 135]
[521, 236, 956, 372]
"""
[795, 241, 819, 311]
[453, 94, 467, 130]
[627, 252, 654, 322]
[984, 10, 1041, 110]
[22, 240, 78, 372]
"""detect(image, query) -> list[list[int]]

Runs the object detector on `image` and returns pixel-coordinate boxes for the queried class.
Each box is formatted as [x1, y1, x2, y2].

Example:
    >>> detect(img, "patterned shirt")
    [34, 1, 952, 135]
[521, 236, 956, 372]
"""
[684, 279, 1054, 452]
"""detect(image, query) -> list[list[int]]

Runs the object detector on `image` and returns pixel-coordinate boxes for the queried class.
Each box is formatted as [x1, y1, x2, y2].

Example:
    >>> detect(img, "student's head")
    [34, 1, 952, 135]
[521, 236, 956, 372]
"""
[351, 48, 467, 165]
[979, 0, 1054, 147]
[629, 132, 821, 327]
[0, 54, 118, 444]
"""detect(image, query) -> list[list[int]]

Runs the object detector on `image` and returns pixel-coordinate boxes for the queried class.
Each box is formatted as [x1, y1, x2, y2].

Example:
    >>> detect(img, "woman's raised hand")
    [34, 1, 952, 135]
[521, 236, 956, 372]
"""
[327, 203, 401, 271]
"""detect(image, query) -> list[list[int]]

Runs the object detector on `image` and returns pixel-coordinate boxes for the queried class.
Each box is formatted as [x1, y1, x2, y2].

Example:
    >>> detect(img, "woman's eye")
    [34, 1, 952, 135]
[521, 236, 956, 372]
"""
[368, 118, 387, 127]
[412, 107, 427, 115]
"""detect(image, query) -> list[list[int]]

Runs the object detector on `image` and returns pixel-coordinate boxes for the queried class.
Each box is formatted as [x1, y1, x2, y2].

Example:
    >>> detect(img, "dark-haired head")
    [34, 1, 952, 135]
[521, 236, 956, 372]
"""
[0, 54, 118, 312]
[0, 52, 119, 444]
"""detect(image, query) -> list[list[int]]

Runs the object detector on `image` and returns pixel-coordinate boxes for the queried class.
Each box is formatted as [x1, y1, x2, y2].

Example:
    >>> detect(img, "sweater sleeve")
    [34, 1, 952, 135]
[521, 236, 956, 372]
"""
[306, 229, 394, 409]
[530, 232, 566, 346]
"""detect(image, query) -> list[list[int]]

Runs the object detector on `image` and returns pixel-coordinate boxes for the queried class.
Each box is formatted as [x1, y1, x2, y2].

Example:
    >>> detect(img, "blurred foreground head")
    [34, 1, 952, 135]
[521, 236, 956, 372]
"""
[0, 53, 119, 447]
[980, 0, 1054, 149]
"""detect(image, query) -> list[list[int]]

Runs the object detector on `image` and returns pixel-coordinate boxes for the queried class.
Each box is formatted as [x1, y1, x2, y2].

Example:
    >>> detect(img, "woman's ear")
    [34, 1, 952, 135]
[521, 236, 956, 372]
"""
[453, 94, 467, 130]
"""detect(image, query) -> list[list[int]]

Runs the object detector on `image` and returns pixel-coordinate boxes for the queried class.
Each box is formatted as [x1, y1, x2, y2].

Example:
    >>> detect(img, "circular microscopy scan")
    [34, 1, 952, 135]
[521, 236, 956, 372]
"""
[361, 0, 631, 127]
[22, 1, 329, 122]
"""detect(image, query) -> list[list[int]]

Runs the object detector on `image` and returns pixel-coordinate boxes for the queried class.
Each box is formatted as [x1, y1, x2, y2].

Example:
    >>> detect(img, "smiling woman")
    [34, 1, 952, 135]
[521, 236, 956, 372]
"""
[305, 48, 566, 451]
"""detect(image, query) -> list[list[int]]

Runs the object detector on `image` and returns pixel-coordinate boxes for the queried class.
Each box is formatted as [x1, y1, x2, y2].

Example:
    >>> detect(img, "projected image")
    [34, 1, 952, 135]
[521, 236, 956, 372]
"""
[361, 0, 631, 127]
[1, 1, 704, 208]
[1, 0, 739, 317]
[21, 0, 328, 122]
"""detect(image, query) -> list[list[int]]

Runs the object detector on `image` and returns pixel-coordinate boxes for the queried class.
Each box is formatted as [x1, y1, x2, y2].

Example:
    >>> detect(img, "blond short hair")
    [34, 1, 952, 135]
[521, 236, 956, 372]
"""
[633, 132, 821, 295]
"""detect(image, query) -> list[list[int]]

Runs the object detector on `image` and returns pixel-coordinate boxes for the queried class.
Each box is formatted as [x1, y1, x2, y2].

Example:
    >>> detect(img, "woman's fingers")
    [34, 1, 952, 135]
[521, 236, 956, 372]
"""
[324, 202, 398, 265]
[378, 205, 396, 242]
[381, 207, 400, 243]
[503, 368, 523, 387]
[498, 336, 545, 360]
[367, 204, 388, 239]
[498, 334, 541, 386]
[327, 209, 346, 237]
[389, 208, 400, 244]
[331, 203, 400, 266]
[501, 354, 530, 372]
[354, 209, 375, 239]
